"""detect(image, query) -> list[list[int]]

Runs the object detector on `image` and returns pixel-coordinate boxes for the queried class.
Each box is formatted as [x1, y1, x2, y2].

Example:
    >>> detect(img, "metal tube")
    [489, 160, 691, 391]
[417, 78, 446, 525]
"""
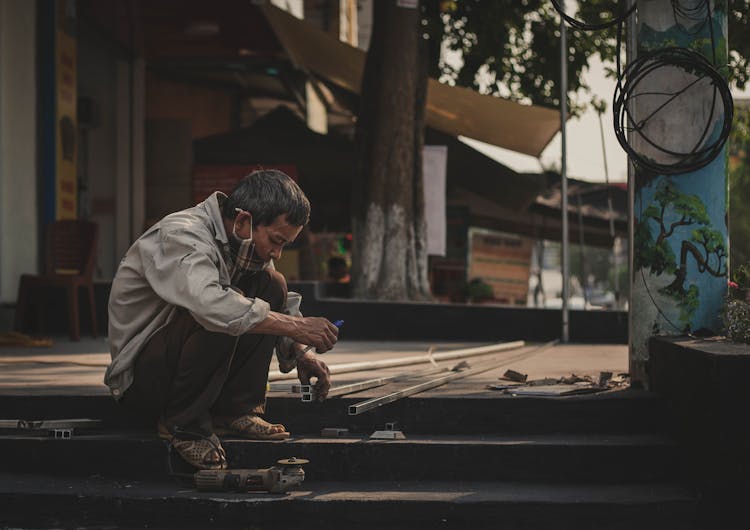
[560, 1, 570, 343]
[348, 373, 468, 415]
[302, 365, 450, 401]
[268, 340, 525, 381]
[306, 376, 397, 400]
[348, 341, 559, 415]
[0, 419, 101, 429]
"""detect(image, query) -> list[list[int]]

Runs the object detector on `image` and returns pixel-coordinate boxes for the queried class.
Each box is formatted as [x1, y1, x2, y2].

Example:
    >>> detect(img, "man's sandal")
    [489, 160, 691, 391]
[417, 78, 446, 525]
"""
[157, 421, 228, 470]
[213, 414, 291, 440]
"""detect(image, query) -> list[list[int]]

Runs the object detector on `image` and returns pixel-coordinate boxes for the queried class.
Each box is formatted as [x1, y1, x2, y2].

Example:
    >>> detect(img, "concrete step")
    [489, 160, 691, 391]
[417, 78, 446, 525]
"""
[0, 431, 682, 483]
[0, 473, 700, 530]
[0, 388, 670, 435]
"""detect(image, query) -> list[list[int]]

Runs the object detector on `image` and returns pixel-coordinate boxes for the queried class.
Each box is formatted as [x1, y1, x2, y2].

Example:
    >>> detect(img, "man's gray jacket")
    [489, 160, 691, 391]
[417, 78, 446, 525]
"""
[104, 192, 300, 400]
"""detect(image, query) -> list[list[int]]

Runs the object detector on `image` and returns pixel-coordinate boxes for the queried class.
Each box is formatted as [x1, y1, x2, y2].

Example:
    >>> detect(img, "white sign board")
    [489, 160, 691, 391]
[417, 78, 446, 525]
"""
[423, 145, 447, 256]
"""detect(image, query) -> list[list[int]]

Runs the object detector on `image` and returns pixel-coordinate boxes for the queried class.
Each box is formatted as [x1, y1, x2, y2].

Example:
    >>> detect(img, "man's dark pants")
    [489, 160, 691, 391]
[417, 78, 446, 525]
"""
[122, 270, 287, 436]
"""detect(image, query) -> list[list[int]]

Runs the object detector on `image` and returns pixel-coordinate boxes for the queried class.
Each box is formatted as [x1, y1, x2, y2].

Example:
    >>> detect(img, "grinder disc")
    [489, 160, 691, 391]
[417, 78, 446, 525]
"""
[277, 457, 309, 466]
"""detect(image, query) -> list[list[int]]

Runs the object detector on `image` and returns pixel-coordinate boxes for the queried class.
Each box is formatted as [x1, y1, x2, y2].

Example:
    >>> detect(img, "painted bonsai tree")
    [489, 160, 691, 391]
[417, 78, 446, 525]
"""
[635, 180, 727, 329]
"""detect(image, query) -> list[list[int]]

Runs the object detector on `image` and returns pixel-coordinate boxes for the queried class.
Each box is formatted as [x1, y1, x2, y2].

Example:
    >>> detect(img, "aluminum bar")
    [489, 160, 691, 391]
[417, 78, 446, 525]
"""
[268, 340, 525, 381]
[302, 365, 450, 401]
[348, 341, 558, 415]
[0, 419, 101, 429]
[303, 376, 395, 402]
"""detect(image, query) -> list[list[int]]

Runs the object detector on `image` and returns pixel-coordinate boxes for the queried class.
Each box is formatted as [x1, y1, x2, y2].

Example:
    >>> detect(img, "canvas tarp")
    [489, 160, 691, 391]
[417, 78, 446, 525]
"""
[261, 3, 560, 158]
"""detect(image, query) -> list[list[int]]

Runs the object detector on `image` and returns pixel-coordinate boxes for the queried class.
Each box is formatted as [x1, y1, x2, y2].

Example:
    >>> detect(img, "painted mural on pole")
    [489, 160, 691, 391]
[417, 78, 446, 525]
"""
[631, 0, 729, 360]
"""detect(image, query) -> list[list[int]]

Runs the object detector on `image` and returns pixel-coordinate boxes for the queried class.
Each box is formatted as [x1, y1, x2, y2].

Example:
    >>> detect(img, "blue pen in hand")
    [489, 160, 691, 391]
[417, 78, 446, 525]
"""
[301, 320, 344, 354]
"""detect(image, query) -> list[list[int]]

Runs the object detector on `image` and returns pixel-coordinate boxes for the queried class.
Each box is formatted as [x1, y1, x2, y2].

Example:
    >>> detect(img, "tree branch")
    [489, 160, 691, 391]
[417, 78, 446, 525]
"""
[668, 216, 690, 237]
[683, 240, 724, 277]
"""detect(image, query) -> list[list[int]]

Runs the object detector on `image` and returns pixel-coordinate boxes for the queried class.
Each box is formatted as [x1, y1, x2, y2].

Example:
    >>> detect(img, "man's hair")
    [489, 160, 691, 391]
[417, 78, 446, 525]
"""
[222, 169, 310, 226]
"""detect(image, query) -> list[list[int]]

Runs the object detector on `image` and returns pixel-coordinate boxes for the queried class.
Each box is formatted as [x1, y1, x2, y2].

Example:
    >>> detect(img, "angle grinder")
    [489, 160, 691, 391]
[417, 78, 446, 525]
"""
[194, 457, 309, 494]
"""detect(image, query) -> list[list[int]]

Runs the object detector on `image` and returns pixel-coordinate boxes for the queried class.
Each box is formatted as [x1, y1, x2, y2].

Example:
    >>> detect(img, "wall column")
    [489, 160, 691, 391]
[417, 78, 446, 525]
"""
[115, 57, 146, 262]
[0, 0, 38, 304]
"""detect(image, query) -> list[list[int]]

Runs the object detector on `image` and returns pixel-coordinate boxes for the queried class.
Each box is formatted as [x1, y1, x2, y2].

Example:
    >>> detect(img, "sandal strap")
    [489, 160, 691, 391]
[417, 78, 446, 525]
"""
[229, 414, 283, 435]
[171, 433, 226, 470]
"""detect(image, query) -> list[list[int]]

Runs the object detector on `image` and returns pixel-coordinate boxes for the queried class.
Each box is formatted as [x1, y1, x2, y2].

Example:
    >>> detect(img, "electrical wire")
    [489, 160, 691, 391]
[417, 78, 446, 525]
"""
[611, 0, 731, 175]
[635, 189, 688, 334]
[551, 0, 733, 176]
[551, 0, 733, 328]
[612, 46, 733, 175]
[550, 0, 635, 32]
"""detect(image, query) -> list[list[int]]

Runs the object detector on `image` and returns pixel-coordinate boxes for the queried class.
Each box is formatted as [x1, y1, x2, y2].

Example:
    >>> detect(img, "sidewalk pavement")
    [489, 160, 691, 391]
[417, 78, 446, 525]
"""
[0, 337, 627, 397]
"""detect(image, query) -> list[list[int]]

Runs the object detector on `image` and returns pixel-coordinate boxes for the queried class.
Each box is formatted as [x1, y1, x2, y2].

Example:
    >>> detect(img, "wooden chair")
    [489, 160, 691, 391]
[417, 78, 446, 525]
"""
[14, 220, 99, 341]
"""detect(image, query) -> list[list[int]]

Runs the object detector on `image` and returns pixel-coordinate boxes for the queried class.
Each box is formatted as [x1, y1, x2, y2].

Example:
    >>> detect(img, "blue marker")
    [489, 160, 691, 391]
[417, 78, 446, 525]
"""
[301, 320, 344, 354]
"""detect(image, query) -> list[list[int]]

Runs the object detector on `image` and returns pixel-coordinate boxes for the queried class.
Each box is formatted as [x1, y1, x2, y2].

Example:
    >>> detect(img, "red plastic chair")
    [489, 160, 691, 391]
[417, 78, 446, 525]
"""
[14, 220, 99, 341]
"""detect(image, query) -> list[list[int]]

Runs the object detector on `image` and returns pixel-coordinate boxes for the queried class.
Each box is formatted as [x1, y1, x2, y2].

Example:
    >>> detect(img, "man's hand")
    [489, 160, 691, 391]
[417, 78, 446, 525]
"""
[296, 350, 332, 401]
[291, 316, 339, 353]
[250, 313, 339, 353]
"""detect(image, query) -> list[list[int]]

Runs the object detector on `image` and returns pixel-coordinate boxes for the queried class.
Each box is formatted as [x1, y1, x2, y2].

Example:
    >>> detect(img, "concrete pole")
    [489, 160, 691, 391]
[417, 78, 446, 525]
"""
[630, 0, 729, 385]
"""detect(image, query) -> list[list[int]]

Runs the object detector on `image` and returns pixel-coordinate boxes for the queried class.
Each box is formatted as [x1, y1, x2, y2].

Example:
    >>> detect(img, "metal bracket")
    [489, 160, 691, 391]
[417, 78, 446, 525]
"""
[321, 427, 349, 438]
[51, 429, 73, 439]
[369, 429, 406, 440]
[370, 422, 405, 440]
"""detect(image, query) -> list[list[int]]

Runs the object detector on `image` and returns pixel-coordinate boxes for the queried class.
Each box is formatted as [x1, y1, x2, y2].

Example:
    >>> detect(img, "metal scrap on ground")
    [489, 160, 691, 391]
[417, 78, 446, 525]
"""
[487, 371, 630, 396]
[502, 369, 528, 382]
[321, 427, 349, 438]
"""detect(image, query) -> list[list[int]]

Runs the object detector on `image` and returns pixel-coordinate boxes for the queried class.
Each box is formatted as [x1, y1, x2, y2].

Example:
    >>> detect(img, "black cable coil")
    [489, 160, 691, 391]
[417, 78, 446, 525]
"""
[549, 0, 635, 31]
[612, 46, 734, 176]
[551, 0, 733, 176]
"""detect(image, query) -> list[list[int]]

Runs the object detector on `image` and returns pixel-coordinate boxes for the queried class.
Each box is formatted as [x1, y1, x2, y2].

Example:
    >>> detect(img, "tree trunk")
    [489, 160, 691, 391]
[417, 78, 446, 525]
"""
[351, 0, 430, 300]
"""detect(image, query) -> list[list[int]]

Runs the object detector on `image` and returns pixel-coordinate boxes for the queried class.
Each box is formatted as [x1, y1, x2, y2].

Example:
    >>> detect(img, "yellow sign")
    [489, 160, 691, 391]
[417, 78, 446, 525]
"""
[55, 3, 77, 220]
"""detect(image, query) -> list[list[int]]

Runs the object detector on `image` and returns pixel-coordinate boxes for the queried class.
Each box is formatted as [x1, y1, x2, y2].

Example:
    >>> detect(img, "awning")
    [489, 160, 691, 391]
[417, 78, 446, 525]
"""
[261, 4, 560, 158]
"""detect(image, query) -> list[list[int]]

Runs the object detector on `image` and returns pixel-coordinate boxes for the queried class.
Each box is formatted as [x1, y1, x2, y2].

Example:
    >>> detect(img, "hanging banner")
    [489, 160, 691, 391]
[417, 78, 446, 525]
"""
[55, 0, 77, 219]
[423, 145, 447, 256]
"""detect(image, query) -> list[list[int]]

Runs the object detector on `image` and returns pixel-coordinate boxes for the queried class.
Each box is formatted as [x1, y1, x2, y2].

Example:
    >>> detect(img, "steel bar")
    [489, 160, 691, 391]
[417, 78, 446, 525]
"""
[0, 419, 101, 429]
[348, 341, 559, 415]
[269, 383, 300, 393]
[268, 340, 525, 381]
[304, 376, 396, 401]
[301, 365, 451, 402]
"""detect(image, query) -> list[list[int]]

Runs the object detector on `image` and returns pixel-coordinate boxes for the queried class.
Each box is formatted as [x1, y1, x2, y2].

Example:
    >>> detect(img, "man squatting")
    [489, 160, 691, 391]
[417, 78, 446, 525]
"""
[104, 170, 338, 469]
